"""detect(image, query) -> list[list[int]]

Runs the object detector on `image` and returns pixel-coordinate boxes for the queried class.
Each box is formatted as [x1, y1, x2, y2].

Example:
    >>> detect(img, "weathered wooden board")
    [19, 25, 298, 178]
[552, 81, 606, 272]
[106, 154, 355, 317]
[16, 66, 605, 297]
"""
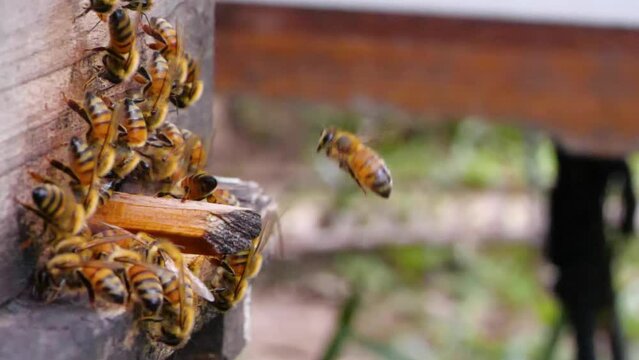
[0, 0, 214, 305]
[216, 3, 639, 155]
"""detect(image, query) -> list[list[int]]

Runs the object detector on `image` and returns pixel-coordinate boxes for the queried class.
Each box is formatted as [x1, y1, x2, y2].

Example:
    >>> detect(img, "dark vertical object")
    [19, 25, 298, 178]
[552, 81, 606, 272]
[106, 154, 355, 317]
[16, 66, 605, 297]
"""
[545, 142, 635, 360]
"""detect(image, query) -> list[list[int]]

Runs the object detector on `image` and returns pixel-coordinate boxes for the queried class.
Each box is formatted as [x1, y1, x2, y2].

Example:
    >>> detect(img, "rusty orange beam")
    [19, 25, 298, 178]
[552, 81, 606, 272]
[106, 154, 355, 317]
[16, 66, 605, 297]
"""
[216, 3, 639, 154]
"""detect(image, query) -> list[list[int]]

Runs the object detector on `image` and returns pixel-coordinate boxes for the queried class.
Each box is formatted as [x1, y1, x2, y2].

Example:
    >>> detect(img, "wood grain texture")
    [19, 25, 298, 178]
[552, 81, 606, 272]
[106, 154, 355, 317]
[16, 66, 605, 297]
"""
[90, 192, 261, 256]
[0, 0, 214, 305]
[216, 3, 639, 155]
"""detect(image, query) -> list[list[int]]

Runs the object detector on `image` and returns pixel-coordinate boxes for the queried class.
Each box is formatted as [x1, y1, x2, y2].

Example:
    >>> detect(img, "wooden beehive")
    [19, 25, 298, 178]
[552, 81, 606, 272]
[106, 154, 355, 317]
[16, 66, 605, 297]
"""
[0, 2, 268, 359]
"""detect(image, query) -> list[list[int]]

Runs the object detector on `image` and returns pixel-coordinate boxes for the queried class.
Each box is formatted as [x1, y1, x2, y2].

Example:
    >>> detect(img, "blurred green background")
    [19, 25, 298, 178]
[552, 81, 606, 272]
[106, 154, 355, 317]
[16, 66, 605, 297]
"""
[214, 96, 639, 360]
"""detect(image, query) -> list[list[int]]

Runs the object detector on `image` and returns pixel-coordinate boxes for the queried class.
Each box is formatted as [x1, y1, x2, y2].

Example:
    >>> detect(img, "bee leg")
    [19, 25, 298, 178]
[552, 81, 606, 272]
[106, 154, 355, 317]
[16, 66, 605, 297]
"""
[346, 166, 367, 195]
[181, 186, 191, 203]
[73, 7, 91, 22]
[50, 160, 82, 185]
[156, 191, 181, 199]
[77, 270, 97, 307]
[84, 72, 99, 90]
[141, 24, 167, 46]
[85, 19, 102, 35]
[46, 278, 66, 304]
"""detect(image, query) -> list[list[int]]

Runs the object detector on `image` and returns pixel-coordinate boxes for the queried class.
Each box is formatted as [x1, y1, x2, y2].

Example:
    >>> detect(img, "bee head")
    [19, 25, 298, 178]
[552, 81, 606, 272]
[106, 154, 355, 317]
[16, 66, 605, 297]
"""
[317, 128, 335, 152]
[200, 175, 218, 193]
[31, 186, 50, 208]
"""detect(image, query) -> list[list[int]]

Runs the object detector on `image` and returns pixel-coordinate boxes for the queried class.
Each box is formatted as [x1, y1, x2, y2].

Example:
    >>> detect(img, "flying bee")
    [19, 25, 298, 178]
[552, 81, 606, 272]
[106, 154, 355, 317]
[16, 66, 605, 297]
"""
[21, 180, 86, 239]
[317, 128, 393, 198]
[158, 172, 217, 202]
[116, 98, 147, 148]
[107, 248, 164, 314]
[65, 92, 118, 176]
[44, 253, 126, 306]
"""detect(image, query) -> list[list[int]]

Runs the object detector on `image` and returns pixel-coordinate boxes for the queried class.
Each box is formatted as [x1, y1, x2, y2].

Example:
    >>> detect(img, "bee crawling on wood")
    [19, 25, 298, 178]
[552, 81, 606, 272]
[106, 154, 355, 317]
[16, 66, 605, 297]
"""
[88, 9, 140, 86]
[19, 176, 87, 240]
[317, 127, 393, 198]
[40, 252, 127, 306]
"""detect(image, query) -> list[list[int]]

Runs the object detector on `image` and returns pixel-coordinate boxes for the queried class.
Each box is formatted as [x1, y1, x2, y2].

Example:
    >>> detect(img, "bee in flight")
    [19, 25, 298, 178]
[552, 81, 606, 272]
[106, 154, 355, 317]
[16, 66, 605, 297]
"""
[316, 128, 392, 198]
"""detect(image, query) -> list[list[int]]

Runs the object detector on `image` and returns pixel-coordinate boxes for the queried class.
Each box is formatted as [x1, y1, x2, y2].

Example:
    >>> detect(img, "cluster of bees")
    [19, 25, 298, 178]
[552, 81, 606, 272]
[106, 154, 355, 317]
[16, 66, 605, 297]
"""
[19, 0, 268, 348]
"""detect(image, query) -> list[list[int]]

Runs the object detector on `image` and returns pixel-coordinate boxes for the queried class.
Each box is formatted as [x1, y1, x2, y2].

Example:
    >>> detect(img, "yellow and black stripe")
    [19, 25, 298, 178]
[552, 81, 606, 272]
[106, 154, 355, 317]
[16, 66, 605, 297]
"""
[123, 99, 147, 148]
[108, 9, 135, 56]
[78, 265, 126, 305]
[128, 264, 163, 313]
[84, 92, 113, 143]
[181, 172, 217, 201]
[69, 136, 96, 186]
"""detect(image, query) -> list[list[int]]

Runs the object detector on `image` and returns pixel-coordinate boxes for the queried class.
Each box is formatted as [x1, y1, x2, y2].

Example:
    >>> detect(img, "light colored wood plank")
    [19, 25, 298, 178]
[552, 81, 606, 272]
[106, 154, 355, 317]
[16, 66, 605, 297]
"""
[90, 192, 261, 256]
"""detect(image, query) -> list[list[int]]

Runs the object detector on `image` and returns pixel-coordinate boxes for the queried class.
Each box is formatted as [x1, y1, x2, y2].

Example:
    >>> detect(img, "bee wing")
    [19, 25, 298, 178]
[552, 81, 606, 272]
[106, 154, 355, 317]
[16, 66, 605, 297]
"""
[81, 260, 126, 270]
[79, 235, 135, 250]
[187, 270, 215, 302]
[163, 254, 214, 302]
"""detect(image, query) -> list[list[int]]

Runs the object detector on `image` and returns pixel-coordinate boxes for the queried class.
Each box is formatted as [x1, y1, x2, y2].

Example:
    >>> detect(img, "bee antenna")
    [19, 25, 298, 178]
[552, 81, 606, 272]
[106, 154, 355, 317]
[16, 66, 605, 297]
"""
[85, 19, 102, 35]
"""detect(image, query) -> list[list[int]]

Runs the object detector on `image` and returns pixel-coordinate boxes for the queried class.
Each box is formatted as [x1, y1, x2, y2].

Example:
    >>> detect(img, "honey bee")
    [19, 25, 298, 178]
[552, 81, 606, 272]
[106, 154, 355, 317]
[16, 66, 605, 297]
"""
[209, 211, 275, 311]
[107, 248, 164, 314]
[112, 143, 142, 179]
[92, 9, 140, 85]
[170, 54, 203, 109]
[97, 225, 214, 303]
[138, 52, 171, 131]
[22, 181, 86, 239]
[44, 253, 126, 306]
[158, 172, 217, 202]
[117, 98, 148, 148]
[50, 136, 103, 216]
[142, 17, 179, 59]
[317, 128, 393, 198]
[141, 122, 185, 181]
[181, 129, 205, 174]
[65, 91, 117, 176]
[142, 17, 189, 94]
